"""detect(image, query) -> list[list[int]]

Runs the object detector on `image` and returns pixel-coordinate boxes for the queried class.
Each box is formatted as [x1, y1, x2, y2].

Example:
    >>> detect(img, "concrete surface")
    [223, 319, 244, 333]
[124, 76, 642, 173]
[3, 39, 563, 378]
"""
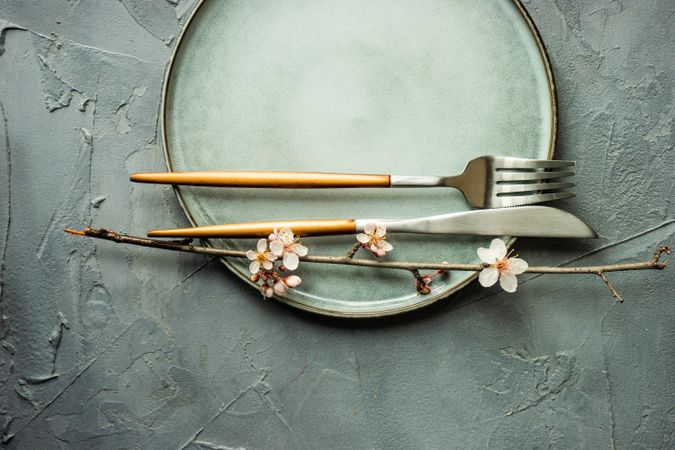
[0, 0, 673, 448]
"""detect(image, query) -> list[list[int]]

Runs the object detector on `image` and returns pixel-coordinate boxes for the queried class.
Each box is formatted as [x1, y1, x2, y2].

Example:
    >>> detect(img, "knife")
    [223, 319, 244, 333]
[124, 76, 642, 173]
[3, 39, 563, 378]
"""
[147, 206, 597, 239]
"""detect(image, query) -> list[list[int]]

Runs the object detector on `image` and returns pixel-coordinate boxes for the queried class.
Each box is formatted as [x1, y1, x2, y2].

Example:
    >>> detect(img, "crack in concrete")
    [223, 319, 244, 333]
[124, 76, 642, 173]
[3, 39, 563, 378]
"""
[601, 312, 617, 449]
[177, 384, 258, 450]
[9, 318, 142, 439]
[36, 127, 93, 260]
[240, 338, 293, 434]
[169, 256, 216, 294]
[25, 27, 157, 66]
[118, 0, 177, 46]
[179, 334, 294, 449]
[516, 219, 675, 290]
[88, 63, 101, 226]
[278, 361, 307, 396]
[352, 347, 362, 385]
[0, 100, 11, 340]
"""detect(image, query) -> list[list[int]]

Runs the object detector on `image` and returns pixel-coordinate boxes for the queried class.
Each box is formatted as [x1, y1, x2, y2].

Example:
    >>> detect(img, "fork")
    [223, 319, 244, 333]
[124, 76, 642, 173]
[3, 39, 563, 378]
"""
[130, 155, 575, 208]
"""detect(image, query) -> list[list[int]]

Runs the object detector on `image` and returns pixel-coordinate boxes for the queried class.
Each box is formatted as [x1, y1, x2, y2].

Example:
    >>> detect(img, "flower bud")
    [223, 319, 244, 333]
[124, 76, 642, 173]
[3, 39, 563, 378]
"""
[250, 273, 260, 282]
[260, 285, 274, 298]
[283, 275, 302, 288]
[273, 280, 287, 295]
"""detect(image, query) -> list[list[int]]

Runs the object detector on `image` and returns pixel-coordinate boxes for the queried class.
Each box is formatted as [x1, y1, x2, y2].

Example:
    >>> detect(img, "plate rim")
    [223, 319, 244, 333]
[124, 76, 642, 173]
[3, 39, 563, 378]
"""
[160, 0, 558, 318]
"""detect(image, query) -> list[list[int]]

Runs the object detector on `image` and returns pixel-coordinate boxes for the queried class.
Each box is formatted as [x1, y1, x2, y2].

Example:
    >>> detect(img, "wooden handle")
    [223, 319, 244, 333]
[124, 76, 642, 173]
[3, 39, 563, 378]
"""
[147, 219, 357, 238]
[130, 171, 391, 188]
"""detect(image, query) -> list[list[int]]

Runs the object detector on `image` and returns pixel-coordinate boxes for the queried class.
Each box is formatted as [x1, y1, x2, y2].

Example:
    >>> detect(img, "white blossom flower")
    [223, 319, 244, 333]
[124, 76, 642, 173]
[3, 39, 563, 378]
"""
[246, 238, 276, 274]
[269, 227, 307, 270]
[477, 238, 528, 293]
[356, 223, 393, 256]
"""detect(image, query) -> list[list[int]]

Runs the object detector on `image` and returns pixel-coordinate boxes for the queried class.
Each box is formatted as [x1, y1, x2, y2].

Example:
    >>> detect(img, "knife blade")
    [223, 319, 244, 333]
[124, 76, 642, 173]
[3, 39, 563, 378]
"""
[147, 206, 597, 239]
[362, 206, 597, 238]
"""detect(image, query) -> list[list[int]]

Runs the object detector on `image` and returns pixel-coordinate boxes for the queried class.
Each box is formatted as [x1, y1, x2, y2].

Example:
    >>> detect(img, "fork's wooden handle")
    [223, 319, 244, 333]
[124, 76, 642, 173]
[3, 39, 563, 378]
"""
[131, 171, 391, 188]
[147, 219, 357, 238]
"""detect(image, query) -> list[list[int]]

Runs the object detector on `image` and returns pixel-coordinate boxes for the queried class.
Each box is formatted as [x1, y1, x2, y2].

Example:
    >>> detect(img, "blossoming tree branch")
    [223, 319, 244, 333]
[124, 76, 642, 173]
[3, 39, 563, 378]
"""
[65, 225, 670, 302]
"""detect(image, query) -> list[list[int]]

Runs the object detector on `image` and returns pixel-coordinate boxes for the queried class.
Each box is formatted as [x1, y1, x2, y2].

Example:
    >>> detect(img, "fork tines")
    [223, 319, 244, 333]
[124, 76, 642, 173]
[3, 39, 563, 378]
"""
[493, 158, 575, 206]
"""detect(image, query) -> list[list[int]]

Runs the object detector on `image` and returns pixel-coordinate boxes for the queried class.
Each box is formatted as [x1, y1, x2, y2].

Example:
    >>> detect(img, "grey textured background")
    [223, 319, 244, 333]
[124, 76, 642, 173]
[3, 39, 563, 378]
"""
[0, 0, 673, 448]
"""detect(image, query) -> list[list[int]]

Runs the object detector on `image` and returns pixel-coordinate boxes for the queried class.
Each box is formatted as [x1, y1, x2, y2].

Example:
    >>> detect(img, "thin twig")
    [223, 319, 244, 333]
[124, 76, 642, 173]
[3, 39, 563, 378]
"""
[345, 242, 361, 259]
[64, 227, 670, 273]
[598, 272, 623, 303]
[64, 227, 670, 301]
[64, 227, 481, 271]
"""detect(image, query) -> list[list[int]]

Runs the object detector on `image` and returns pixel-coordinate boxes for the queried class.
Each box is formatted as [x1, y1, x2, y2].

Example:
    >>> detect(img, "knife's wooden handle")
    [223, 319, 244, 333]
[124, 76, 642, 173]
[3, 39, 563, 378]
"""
[131, 171, 391, 188]
[147, 219, 357, 238]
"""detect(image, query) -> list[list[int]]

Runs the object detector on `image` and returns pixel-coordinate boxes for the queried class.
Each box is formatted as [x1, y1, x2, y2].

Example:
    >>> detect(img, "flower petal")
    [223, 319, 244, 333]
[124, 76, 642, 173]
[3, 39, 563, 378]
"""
[380, 240, 393, 251]
[262, 260, 274, 270]
[499, 272, 518, 293]
[256, 238, 267, 253]
[376, 226, 386, 237]
[249, 261, 260, 274]
[246, 250, 257, 261]
[477, 247, 497, 264]
[508, 257, 528, 275]
[293, 244, 308, 256]
[356, 233, 369, 244]
[279, 228, 294, 244]
[478, 267, 499, 287]
[364, 223, 376, 235]
[263, 286, 274, 298]
[269, 239, 283, 256]
[283, 252, 299, 270]
[490, 238, 507, 260]
[266, 252, 277, 261]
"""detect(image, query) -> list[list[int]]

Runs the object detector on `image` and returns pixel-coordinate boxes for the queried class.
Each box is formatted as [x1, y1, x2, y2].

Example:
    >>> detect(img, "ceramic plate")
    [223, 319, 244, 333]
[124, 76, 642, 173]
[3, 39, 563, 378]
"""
[162, 0, 556, 317]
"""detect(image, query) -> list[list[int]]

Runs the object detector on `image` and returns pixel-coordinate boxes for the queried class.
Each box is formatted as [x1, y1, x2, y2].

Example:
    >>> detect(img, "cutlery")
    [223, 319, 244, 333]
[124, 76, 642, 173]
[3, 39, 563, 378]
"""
[146, 206, 597, 239]
[130, 156, 575, 208]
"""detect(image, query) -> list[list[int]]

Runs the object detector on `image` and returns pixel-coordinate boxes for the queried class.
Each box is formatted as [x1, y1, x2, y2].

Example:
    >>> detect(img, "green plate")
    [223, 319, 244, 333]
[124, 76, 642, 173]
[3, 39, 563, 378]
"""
[162, 0, 556, 317]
